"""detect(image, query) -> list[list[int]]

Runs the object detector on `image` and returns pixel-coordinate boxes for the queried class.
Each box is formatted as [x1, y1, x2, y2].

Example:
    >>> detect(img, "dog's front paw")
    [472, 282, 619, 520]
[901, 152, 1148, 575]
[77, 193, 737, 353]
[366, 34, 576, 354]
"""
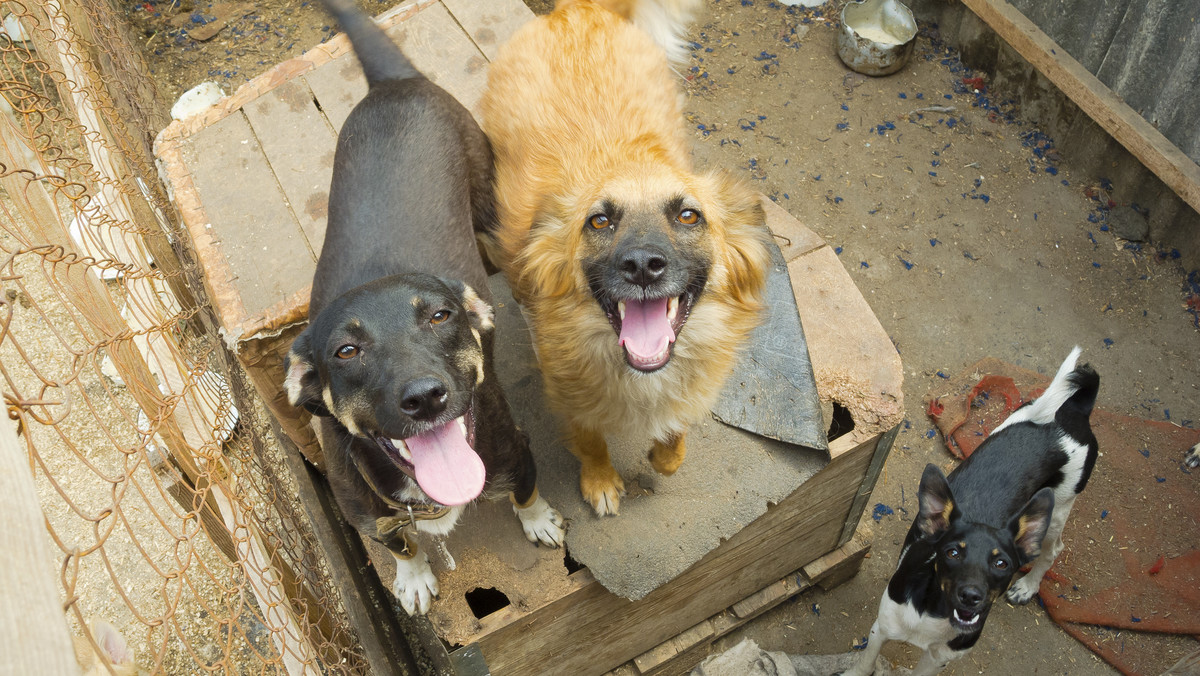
[1006, 575, 1040, 605]
[392, 552, 438, 615]
[514, 495, 566, 547]
[1186, 443, 1199, 468]
[580, 464, 625, 517]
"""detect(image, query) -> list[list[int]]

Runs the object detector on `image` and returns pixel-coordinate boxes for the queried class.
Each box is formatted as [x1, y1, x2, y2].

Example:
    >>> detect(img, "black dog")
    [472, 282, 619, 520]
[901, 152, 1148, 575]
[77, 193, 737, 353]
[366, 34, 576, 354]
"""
[284, 0, 564, 616]
[844, 347, 1099, 675]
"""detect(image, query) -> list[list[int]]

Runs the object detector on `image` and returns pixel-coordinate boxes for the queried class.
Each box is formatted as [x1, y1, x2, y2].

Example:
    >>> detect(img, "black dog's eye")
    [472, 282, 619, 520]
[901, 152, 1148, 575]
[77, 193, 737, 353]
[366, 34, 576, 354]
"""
[587, 214, 611, 230]
[677, 209, 701, 226]
[430, 309, 452, 325]
[994, 558, 1009, 570]
[947, 547, 962, 560]
[336, 344, 359, 359]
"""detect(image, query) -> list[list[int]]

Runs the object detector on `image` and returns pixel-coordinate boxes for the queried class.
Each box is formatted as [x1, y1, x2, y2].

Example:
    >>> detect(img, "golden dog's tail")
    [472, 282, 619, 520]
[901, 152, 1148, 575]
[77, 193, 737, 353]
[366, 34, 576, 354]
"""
[560, 0, 703, 63]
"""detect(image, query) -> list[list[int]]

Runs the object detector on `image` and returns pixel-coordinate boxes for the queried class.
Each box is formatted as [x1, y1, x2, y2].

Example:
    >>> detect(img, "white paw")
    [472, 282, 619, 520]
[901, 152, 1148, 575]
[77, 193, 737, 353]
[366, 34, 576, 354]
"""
[1006, 575, 1040, 604]
[1186, 443, 1199, 468]
[392, 552, 438, 615]
[515, 495, 566, 548]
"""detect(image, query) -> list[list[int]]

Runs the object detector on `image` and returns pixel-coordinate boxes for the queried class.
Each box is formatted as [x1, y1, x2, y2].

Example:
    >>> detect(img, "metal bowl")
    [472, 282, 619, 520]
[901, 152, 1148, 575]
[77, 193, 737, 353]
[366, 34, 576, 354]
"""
[837, 0, 918, 77]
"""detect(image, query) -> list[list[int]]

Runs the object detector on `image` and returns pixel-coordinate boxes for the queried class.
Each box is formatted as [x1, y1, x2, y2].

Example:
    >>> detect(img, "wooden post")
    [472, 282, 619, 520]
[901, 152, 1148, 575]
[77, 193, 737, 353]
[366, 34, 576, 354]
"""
[0, 414, 82, 675]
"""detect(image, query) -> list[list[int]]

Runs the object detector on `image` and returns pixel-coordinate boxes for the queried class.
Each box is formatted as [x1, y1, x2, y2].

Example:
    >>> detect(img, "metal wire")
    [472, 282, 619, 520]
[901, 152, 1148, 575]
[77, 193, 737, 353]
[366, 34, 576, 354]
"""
[0, 0, 368, 672]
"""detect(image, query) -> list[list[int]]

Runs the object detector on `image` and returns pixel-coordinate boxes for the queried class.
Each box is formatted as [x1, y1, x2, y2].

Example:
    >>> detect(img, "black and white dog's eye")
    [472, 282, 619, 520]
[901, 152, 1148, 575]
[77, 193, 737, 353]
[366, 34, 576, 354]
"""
[430, 309, 452, 325]
[993, 558, 1009, 570]
[947, 547, 962, 559]
[336, 344, 359, 359]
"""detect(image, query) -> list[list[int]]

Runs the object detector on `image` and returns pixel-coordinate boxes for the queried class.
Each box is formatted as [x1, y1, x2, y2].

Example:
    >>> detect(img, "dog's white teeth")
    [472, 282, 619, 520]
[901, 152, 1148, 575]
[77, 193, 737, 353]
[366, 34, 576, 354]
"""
[391, 438, 412, 462]
[618, 300, 626, 320]
[667, 296, 679, 321]
[456, 416, 468, 437]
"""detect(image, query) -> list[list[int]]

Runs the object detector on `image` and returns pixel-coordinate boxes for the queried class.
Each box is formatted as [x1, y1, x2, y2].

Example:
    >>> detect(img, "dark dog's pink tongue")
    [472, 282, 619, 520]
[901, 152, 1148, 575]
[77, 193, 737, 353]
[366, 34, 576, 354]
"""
[619, 297, 675, 359]
[404, 419, 485, 506]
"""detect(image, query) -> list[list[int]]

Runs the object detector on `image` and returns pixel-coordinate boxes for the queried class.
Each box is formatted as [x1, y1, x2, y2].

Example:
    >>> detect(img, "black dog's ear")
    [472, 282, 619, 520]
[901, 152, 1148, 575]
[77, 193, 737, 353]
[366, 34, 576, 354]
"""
[1008, 487, 1055, 563]
[444, 279, 495, 334]
[916, 464, 959, 539]
[284, 331, 331, 417]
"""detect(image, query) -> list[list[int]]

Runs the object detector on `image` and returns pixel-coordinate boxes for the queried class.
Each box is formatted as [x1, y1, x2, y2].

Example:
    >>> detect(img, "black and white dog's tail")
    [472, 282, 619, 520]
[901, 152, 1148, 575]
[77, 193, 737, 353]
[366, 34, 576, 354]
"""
[321, 0, 420, 86]
[992, 346, 1099, 435]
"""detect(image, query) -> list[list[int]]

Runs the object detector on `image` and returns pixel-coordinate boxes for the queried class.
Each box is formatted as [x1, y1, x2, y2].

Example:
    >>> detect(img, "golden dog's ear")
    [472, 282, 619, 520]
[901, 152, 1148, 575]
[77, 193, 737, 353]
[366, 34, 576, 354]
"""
[707, 170, 771, 305]
[514, 199, 580, 302]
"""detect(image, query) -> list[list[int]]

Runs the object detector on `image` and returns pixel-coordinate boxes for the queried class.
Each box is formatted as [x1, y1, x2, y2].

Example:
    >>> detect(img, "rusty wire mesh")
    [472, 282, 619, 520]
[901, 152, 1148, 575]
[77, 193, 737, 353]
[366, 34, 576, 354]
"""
[0, 0, 369, 672]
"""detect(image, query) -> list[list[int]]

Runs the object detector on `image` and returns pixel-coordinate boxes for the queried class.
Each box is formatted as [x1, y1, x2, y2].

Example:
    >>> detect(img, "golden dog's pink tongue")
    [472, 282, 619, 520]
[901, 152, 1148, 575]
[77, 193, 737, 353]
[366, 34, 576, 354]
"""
[405, 419, 485, 506]
[618, 297, 675, 359]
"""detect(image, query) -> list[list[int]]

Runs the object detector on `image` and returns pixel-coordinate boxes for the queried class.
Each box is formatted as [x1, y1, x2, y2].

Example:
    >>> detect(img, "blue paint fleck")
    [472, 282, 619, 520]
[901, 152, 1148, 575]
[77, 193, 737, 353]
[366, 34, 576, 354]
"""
[872, 503, 895, 521]
[898, 256, 914, 270]
[1139, 448, 1149, 458]
[1103, 338, 1115, 348]
[860, 261, 870, 268]
[1100, 510, 1109, 519]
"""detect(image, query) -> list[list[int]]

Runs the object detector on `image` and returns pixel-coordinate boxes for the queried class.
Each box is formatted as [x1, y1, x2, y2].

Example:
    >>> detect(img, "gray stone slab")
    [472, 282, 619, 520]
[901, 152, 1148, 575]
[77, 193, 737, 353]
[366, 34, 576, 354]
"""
[712, 239, 829, 452]
[486, 274, 828, 601]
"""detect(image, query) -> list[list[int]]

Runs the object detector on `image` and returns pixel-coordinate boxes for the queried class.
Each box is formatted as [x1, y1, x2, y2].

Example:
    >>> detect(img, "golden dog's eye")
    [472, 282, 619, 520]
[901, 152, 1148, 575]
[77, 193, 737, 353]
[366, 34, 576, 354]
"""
[588, 214, 611, 230]
[678, 209, 700, 226]
[431, 309, 451, 325]
[336, 344, 359, 359]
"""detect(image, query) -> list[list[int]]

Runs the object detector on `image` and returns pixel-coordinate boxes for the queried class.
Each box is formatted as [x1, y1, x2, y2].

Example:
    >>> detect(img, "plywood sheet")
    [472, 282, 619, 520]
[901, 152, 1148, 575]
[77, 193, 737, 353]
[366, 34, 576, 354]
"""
[305, 2, 489, 131]
[242, 77, 338, 258]
[442, 0, 535, 61]
[180, 111, 316, 318]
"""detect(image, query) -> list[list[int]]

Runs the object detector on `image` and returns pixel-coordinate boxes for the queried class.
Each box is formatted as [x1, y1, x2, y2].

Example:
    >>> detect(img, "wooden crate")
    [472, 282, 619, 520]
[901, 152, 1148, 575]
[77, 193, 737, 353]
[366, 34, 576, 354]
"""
[154, 2, 905, 674]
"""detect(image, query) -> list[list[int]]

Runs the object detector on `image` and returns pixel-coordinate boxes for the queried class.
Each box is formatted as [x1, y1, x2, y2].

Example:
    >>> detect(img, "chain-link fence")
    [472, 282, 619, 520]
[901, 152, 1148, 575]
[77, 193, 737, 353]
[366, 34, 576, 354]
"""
[0, 0, 373, 672]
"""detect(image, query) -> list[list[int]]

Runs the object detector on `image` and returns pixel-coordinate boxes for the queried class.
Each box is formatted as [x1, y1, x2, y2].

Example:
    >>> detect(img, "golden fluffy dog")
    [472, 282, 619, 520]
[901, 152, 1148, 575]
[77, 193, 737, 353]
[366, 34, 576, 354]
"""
[479, 0, 771, 516]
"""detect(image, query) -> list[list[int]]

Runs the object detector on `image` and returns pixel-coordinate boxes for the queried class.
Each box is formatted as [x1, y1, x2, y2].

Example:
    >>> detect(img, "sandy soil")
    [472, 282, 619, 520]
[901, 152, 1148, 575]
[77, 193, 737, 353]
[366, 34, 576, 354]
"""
[115, 0, 1200, 672]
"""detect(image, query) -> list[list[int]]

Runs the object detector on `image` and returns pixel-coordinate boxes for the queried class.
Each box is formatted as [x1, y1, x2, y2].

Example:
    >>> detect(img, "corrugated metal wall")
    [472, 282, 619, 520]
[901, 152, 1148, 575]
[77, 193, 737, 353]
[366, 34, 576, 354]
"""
[1010, 0, 1200, 163]
[909, 0, 1199, 267]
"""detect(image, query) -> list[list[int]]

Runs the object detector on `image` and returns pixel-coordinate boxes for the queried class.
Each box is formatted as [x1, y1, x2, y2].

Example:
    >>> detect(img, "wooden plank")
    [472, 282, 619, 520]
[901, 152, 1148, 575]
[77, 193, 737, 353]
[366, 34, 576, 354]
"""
[838, 424, 898, 546]
[441, 0, 534, 61]
[182, 111, 316, 318]
[624, 529, 871, 676]
[242, 77, 337, 259]
[473, 433, 880, 675]
[0, 416, 81, 676]
[306, 2, 489, 130]
[961, 0, 1200, 215]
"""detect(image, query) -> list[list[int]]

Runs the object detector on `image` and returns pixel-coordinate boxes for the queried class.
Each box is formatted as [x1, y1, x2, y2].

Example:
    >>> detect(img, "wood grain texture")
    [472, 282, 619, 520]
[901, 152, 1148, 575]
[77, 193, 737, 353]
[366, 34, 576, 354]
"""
[0, 416, 81, 676]
[961, 0, 1200, 214]
[472, 433, 882, 675]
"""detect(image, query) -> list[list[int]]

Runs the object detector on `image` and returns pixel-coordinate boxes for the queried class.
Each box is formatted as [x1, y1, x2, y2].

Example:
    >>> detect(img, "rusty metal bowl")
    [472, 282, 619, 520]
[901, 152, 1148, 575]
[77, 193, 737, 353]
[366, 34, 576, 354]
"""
[837, 0, 919, 77]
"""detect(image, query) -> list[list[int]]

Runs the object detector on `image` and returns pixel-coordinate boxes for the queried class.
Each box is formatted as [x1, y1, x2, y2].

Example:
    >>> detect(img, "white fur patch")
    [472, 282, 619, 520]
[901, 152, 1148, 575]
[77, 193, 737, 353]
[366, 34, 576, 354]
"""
[514, 495, 566, 548]
[461, 284, 494, 330]
[844, 595, 966, 676]
[284, 353, 311, 406]
[392, 485, 464, 537]
[392, 550, 438, 615]
[991, 346, 1082, 434]
[630, 0, 703, 65]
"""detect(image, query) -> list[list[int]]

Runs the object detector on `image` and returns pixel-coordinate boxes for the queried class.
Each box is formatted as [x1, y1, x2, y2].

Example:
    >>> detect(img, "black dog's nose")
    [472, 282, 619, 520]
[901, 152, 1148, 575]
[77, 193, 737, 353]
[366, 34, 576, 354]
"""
[958, 586, 985, 608]
[619, 247, 668, 287]
[399, 377, 448, 420]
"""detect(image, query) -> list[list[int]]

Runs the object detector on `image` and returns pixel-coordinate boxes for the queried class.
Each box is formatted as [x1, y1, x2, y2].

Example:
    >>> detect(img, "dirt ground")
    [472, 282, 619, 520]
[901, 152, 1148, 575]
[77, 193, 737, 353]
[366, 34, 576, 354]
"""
[119, 0, 1200, 673]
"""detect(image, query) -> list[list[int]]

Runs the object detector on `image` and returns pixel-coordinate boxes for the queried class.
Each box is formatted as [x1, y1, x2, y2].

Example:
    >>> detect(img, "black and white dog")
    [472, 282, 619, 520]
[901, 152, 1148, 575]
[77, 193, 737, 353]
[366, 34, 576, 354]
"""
[843, 347, 1099, 675]
[284, 0, 564, 616]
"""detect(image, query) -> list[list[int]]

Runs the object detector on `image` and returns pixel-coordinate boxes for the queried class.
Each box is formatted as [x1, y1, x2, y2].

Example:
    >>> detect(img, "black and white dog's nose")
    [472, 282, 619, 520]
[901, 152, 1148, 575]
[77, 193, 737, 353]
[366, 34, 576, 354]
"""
[958, 586, 984, 608]
[619, 247, 668, 287]
[399, 377, 449, 420]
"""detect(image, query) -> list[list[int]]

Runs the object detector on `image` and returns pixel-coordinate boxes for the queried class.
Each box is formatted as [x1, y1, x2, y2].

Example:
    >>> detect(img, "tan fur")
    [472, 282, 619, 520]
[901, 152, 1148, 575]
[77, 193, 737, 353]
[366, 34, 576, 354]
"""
[481, 0, 770, 514]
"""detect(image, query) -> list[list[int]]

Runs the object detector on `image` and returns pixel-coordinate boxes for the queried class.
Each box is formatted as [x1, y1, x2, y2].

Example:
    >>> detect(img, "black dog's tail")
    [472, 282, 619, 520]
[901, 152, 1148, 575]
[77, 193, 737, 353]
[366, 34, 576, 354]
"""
[321, 0, 420, 86]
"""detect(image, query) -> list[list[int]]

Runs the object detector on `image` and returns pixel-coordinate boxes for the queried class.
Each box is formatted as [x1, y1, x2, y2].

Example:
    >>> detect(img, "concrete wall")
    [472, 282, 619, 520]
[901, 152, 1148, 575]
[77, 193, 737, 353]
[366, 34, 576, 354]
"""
[908, 0, 1200, 269]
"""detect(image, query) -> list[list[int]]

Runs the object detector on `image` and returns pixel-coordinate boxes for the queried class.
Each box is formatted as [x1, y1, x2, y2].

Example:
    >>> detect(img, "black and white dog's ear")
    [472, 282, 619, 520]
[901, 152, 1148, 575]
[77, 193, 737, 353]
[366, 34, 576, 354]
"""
[916, 464, 959, 539]
[284, 331, 331, 417]
[1008, 487, 1055, 563]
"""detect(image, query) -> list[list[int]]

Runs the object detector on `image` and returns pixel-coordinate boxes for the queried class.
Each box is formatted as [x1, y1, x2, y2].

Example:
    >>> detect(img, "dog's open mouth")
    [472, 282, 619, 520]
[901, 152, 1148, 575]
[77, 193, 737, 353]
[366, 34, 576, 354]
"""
[950, 608, 982, 630]
[600, 292, 696, 373]
[375, 408, 485, 506]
